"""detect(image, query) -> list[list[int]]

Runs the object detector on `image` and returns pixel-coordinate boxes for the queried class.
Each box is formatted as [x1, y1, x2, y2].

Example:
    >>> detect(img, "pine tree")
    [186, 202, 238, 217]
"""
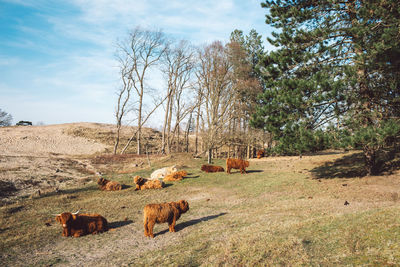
[252, 0, 400, 174]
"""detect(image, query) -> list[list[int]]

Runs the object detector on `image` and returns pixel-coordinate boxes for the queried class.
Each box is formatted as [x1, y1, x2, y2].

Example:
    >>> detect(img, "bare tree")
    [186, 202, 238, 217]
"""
[161, 40, 195, 154]
[115, 27, 168, 155]
[114, 52, 134, 154]
[0, 109, 13, 127]
[196, 41, 235, 163]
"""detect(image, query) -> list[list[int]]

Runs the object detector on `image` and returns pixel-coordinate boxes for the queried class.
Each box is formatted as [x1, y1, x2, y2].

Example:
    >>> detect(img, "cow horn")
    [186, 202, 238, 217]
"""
[53, 213, 61, 216]
[72, 210, 80, 215]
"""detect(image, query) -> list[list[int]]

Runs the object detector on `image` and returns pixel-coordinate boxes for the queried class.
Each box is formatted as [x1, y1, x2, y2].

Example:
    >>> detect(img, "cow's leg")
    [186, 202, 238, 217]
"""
[73, 230, 84, 237]
[144, 217, 149, 237]
[169, 217, 177, 232]
[148, 220, 155, 238]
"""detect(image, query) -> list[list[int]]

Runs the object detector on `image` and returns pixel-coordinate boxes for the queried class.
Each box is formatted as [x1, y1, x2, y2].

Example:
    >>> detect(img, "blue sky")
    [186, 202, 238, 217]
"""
[0, 0, 273, 126]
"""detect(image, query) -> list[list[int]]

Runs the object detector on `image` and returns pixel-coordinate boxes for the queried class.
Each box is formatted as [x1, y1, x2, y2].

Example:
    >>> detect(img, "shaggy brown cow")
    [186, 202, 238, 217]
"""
[201, 164, 225, 173]
[133, 175, 164, 190]
[256, 149, 265, 159]
[55, 211, 108, 237]
[226, 158, 249, 174]
[163, 170, 188, 182]
[143, 200, 189, 238]
[97, 178, 122, 191]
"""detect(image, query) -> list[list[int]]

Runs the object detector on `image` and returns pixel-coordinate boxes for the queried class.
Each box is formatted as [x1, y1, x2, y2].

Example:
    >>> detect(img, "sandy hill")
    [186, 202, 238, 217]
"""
[0, 122, 162, 205]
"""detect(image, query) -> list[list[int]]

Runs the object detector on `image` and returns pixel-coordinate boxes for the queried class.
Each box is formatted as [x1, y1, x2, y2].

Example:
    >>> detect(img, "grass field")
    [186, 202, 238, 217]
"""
[1, 151, 400, 266]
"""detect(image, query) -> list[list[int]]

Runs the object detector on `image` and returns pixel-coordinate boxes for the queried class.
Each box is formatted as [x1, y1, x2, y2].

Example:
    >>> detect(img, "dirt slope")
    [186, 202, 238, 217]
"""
[0, 123, 111, 204]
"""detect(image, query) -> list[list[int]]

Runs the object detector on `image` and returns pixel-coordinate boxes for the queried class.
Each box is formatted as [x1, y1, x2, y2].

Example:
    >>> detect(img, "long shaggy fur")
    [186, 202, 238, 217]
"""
[133, 175, 164, 190]
[226, 158, 249, 174]
[55, 212, 108, 237]
[150, 165, 178, 180]
[201, 164, 225, 173]
[97, 178, 122, 191]
[143, 200, 189, 238]
[257, 149, 265, 159]
[163, 170, 188, 182]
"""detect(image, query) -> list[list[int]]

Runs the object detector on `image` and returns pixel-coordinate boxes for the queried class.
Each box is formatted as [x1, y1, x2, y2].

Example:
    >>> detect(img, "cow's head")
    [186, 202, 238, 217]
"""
[133, 176, 145, 185]
[178, 200, 189, 213]
[55, 210, 79, 227]
[97, 178, 109, 186]
[169, 165, 178, 173]
[244, 160, 250, 167]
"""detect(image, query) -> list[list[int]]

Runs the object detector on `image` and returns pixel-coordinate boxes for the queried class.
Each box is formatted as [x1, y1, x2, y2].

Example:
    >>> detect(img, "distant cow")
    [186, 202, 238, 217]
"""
[163, 170, 188, 182]
[201, 164, 225, 173]
[55, 211, 108, 237]
[97, 178, 122, 191]
[226, 158, 249, 174]
[256, 149, 265, 159]
[133, 175, 164, 190]
[143, 200, 189, 238]
[150, 165, 178, 180]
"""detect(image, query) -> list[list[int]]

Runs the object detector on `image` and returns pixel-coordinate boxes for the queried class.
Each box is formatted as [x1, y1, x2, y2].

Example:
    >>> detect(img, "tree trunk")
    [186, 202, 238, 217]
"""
[185, 112, 192, 153]
[161, 93, 172, 154]
[207, 148, 212, 164]
[166, 93, 174, 154]
[364, 146, 378, 175]
[113, 125, 121, 154]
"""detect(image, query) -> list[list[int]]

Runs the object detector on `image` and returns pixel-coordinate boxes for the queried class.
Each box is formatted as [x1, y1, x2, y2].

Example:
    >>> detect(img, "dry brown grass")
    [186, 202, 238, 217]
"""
[63, 124, 162, 154]
[1, 150, 400, 266]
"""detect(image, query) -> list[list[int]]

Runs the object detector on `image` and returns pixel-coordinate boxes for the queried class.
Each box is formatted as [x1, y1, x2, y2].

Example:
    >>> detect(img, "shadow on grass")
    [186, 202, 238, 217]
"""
[246, 170, 263, 174]
[121, 184, 132, 190]
[310, 152, 367, 179]
[5, 205, 24, 214]
[156, 212, 227, 237]
[39, 186, 98, 198]
[0, 227, 10, 234]
[109, 220, 133, 229]
[311, 149, 400, 179]
[184, 175, 200, 179]
[0, 180, 18, 197]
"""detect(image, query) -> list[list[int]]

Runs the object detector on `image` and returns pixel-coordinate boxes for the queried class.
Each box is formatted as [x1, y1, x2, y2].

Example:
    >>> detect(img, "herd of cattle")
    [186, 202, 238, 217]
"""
[53, 155, 261, 238]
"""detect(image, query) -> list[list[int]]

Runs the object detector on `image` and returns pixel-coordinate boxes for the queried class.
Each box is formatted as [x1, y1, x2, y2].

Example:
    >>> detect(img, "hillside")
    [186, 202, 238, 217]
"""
[0, 123, 163, 204]
[0, 123, 399, 265]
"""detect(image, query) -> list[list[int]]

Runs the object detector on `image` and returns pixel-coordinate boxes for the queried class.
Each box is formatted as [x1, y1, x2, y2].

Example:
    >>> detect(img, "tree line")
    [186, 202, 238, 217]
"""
[114, 0, 400, 174]
[113, 27, 267, 163]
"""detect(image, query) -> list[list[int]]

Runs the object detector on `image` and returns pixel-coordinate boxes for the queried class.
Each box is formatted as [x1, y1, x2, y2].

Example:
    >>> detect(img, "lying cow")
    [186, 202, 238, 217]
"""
[143, 200, 189, 238]
[133, 175, 164, 190]
[256, 149, 265, 159]
[97, 178, 122, 191]
[226, 158, 249, 174]
[201, 164, 225, 173]
[163, 170, 188, 182]
[150, 165, 177, 180]
[55, 211, 108, 237]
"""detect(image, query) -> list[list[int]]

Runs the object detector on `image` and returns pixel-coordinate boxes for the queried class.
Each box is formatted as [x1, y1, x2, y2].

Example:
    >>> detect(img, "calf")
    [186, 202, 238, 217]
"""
[97, 178, 122, 191]
[143, 200, 189, 238]
[55, 211, 108, 237]
[226, 158, 249, 174]
[163, 170, 188, 182]
[134, 175, 164, 190]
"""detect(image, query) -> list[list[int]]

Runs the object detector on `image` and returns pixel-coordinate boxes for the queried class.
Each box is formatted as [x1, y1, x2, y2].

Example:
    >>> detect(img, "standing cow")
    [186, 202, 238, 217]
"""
[143, 200, 189, 238]
[226, 158, 249, 174]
